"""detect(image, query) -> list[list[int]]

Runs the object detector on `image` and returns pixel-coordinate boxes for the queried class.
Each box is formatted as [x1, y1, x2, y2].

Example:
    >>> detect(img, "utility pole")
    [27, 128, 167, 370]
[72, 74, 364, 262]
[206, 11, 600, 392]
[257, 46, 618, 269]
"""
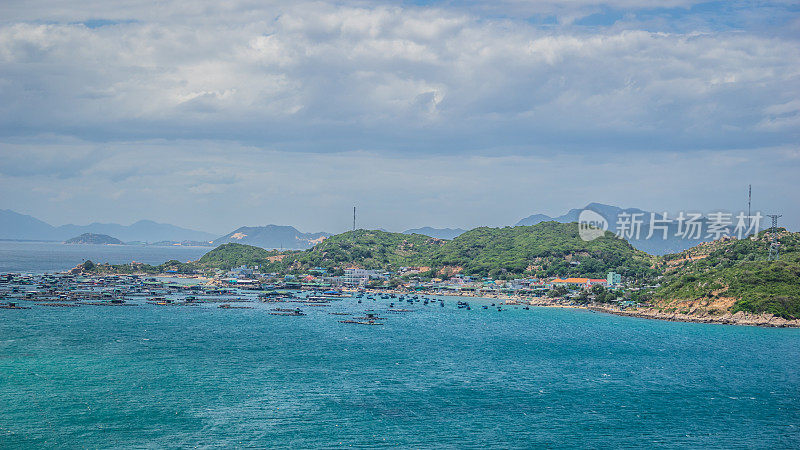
[353, 206, 356, 232]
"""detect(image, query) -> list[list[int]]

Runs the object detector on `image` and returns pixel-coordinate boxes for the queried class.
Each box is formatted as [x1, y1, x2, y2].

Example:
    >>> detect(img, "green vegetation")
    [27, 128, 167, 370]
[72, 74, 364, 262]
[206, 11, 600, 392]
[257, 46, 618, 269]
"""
[81, 222, 798, 321]
[654, 230, 800, 319]
[187, 223, 654, 279]
[428, 222, 654, 279]
[197, 243, 298, 271]
[65, 233, 123, 245]
[80, 259, 198, 275]
[293, 229, 444, 271]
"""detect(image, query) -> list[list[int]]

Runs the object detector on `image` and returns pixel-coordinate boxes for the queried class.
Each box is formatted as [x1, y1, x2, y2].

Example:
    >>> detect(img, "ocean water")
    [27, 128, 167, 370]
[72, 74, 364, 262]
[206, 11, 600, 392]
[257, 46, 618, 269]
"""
[1, 296, 799, 448]
[0, 241, 210, 273]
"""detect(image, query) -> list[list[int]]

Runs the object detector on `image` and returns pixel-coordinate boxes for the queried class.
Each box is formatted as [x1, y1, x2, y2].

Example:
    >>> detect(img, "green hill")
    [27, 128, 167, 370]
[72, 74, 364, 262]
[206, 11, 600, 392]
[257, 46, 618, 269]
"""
[653, 229, 800, 319]
[197, 243, 299, 271]
[428, 222, 654, 279]
[294, 229, 445, 270]
[64, 233, 123, 245]
[192, 223, 653, 279]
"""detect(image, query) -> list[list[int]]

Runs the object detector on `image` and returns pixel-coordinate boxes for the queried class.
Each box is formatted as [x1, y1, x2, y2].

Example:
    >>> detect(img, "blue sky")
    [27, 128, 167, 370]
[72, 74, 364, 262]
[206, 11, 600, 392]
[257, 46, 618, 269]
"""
[0, 0, 798, 234]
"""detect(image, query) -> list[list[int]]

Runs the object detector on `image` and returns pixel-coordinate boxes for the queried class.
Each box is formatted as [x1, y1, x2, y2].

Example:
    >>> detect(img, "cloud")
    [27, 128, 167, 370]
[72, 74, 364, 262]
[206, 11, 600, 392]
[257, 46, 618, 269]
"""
[0, 1, 796, 153]
[0, 0, 797, 232]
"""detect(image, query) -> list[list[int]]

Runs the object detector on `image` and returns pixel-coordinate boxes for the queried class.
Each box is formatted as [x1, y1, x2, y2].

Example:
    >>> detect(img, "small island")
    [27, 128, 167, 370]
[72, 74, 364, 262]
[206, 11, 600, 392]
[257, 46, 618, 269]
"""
[64, 233, 124, 245]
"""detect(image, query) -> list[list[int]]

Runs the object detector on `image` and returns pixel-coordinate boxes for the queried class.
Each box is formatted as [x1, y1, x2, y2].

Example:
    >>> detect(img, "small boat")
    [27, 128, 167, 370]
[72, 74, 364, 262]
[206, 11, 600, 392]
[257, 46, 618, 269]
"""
[219, 304, 253, 309]
[338, 319, 384, 325]
[269, 309, 305, 316]
[0, 302, 30, 309]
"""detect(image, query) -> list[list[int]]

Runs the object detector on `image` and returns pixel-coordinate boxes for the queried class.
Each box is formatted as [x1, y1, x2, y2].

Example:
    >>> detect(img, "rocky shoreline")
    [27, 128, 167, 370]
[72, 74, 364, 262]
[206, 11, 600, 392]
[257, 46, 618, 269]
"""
[588, 305, 800, 328]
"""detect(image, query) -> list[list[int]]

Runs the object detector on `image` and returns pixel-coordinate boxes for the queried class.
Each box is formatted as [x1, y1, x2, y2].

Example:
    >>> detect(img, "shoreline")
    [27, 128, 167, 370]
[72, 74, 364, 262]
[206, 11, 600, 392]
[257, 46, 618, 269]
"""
[54, 271, 800, 329]
[360, 287, 800, 328]
[587, 305, 800, 328]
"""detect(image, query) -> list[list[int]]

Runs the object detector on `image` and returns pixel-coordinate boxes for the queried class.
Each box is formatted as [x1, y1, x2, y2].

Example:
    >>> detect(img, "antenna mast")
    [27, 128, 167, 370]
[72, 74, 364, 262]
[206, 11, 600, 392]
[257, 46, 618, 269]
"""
[747, 185, 751, 230]
[353, 206, 356, 232]
[766, 214, 782, 261]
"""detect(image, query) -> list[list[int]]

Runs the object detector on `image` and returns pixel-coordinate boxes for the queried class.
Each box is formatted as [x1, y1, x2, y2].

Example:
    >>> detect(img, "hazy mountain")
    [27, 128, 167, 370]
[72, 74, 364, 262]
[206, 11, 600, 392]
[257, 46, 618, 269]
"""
[403, 227, 467, 240]
[0, 209, 216, 243]
[0, 209, 59, 240]
[515, 213, 552, 226]
[213, 225, 330, 250]
[56, 220, 216, 243]
[516, 202, 710, 255]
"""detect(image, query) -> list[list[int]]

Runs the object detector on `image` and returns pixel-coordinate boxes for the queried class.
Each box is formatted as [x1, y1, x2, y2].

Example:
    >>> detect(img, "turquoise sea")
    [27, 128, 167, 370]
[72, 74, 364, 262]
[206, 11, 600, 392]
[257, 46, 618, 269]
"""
[2, 294, 799, 448]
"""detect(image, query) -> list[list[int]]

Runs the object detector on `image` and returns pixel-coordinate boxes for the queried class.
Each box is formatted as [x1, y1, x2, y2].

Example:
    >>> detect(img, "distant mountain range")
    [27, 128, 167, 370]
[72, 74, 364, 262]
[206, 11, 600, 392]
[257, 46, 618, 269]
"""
[0, 209, 216, 243]
[402, 227, 467, 240]
[2, 203, 732, 255]
[516, 202, 711, 255]
[212, 225, 330, 250]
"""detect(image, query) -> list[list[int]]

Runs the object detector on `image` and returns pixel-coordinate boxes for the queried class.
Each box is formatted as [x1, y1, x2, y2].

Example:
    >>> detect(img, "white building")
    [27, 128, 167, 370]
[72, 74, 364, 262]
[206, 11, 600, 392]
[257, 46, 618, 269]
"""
[343, 268, 382, 286]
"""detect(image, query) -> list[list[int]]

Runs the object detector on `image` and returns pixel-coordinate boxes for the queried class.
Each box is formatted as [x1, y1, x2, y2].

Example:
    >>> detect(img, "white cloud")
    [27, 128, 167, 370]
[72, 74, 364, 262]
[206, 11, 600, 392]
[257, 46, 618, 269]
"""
[0, 0, 797, 231]
[0, 2, 796, 151]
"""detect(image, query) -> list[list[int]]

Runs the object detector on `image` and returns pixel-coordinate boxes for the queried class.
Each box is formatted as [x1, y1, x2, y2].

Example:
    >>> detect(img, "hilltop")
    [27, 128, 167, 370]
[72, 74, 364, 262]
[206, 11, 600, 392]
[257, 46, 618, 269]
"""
[515, 202, 711, 255]
[651, 229, 800, 320]
[428, 222, 653, 279]
[197, 243, 298, 271]
[190, 222, 653, 279]
[402, 227, 467, 240]
[212, 225, 330, 250]
[295, 229, 446, 271]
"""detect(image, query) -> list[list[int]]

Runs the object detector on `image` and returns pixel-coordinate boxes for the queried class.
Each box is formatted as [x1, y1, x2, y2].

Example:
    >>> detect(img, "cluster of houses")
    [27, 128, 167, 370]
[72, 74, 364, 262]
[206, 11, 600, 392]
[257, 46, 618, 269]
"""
[217, 265, 625, 295]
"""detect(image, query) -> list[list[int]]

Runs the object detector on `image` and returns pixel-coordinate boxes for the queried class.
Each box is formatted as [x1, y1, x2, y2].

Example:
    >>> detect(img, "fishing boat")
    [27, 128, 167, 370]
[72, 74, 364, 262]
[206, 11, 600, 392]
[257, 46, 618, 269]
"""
[353, 312, 386, 320]
[269, 308, 305, 316]
[0, 302, 30, 309]
[338, 319, 384, 325]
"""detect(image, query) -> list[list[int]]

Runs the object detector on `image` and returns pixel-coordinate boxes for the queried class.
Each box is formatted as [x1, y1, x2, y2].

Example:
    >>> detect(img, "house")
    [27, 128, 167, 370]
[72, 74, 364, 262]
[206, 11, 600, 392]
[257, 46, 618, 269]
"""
[228, 265, 254, 279]
[551, 277, 607, 289]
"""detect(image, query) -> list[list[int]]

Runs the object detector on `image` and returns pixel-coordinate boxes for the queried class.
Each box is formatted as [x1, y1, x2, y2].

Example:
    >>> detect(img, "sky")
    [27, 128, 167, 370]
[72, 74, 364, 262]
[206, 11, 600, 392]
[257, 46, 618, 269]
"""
[0, 0, 798, 235]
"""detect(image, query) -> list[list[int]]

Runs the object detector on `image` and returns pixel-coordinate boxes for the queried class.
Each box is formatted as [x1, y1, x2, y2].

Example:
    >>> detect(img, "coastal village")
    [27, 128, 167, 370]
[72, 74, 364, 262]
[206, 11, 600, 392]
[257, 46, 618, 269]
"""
[2, 225, 798, 328]
[211, 265, 627, 303]
[0, 265, 635, 331]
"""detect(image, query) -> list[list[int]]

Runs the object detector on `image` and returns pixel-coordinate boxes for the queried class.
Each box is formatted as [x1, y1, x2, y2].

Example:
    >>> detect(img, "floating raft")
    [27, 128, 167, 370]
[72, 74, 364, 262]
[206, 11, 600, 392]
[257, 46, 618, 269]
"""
[35, 303, 80, 307]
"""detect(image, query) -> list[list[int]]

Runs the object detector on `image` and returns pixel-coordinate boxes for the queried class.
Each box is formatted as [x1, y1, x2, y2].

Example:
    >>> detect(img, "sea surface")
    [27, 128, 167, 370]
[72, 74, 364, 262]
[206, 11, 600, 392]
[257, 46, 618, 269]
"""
[1, 293, 799, 448]
[0, 241, 210, 273]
